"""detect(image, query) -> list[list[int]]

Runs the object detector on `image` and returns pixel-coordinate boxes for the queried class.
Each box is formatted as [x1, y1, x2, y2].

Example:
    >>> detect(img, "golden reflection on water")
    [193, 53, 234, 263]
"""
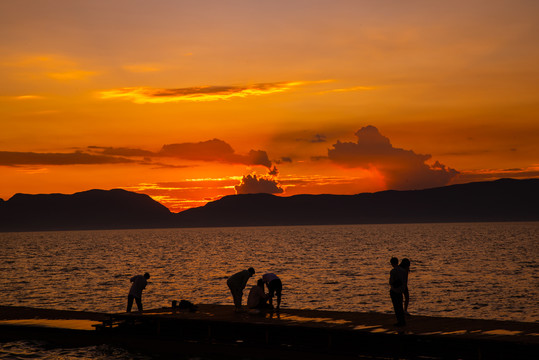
[353, 324, 383, 330]
[277, 313, 352, 325]
[483, 329, 523, 336]
[420, 328, 530, 337]
[0, 319, 100, 330]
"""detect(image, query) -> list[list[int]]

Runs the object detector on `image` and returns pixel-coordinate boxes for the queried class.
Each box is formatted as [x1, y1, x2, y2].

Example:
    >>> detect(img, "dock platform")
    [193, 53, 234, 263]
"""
[1, 304, 538, 359]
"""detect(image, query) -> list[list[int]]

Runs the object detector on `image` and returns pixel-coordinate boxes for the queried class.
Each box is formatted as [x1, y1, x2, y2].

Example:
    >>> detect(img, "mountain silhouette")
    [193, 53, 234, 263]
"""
[0, 178, 537, 232]
[0, 189, 173, 231]
[175, 178, 539, 227]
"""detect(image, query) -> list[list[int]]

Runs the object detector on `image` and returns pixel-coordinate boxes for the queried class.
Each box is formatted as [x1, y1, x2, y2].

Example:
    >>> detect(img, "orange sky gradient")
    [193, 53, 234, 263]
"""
[1, 0, 538, 212]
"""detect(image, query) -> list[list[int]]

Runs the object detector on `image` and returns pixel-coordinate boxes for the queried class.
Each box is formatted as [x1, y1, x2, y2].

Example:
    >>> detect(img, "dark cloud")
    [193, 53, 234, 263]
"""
[158, 139, 272, 168]
[292, 133, 327, 143]
[310, 134, 327, 143]
[0, 151, 134, 166]
[328, 125, 459, 190]
[267, 166, 279, 176]
[88, 146, 155, 157]
[279, 157, 293, 163]
[1, 138, 274, 170]
[234, 174, 284, 195]
[159, 139, 234, 161]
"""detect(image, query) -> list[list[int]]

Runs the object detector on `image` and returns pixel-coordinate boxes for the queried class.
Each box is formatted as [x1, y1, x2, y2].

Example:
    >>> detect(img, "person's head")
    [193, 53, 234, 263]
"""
[248, 267, 255, 276]
[390, 257, 399, 266]
[257, 279, 264, 287]
[400, 258, 410, 270]
[144, 272, 150, 279]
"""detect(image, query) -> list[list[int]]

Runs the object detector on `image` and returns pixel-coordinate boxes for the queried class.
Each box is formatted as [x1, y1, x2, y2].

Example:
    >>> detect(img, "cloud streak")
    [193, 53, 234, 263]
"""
[0, 138, 275, 171]
[319, 85, 376, 94]
[328, 126, 459, 190]
[0, 151, 134, 166]
[99, 81, 304, 103]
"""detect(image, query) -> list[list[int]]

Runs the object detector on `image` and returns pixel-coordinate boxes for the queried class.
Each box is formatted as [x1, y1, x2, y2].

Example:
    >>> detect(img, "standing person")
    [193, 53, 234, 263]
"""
[227, 267, 255, 311]
[399, 258, 411, 315]
[389, 257, 406, 326]
[262, 272, 283, 310]
[247, 279, 271, 310]
[127, 272, 150, 313]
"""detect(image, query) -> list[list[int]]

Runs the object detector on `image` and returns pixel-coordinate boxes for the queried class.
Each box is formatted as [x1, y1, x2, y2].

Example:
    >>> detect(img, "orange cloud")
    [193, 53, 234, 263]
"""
[328, 126, 459, 190]
[319, 85, 376, 94]
[122, 64, 161, 73]
[3, 55, 97, 80]
[98, 81, 304, 103]
[13, 95, 43, 100]
[47, 70, 96, 80]
[453, 166, 539, 184]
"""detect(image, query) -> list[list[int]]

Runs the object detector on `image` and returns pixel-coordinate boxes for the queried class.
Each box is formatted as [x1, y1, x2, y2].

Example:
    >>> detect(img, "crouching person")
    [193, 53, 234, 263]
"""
[247, 279, 273, 311]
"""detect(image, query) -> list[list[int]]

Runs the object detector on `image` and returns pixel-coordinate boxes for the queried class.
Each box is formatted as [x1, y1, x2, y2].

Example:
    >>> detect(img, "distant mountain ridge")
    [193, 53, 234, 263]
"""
[0, 178, 538, 232]
[0, 189, 173, 232]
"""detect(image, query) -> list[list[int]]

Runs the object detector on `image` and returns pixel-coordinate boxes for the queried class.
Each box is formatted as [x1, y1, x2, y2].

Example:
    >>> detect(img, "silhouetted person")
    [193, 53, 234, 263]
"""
[127, 272, 150, 313]
[262, 272, 282, 310]
[389, 257, 406, 326]
[399, 258, 411, 315]
[227, 267, 255, 311]
[247, 279, 272, 310]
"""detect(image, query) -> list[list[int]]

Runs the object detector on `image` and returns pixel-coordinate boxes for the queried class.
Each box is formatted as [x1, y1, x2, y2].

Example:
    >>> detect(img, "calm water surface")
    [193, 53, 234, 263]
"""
[1, 222, 537, 323]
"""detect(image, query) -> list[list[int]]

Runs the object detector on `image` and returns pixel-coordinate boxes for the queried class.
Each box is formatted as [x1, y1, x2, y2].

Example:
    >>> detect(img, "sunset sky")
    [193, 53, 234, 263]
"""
[1, 0, 538, 212]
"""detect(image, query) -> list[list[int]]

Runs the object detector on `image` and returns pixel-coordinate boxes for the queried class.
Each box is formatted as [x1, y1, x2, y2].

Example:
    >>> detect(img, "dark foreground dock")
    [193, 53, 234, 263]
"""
[1, 304, 538, 359]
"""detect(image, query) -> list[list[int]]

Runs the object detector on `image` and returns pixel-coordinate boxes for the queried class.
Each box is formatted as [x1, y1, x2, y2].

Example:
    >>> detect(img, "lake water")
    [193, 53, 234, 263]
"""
[1, 222, 538, 321]
[1, 222, 538, 358]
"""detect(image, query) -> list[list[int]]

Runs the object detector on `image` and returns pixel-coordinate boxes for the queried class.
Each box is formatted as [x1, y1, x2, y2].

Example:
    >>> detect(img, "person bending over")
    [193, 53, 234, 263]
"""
[262, 272, 283, 310]
[226, 267, 255, 311]
[127, 272, 150, 313]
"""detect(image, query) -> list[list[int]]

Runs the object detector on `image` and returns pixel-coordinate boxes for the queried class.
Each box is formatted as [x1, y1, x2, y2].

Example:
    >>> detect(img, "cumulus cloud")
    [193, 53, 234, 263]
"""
[234, 174, 284, 195]
[158, 139, 272, 168]
[0, 151, 134, 166]
[99, 81, 304, 103]
[328, 125, 459, 190]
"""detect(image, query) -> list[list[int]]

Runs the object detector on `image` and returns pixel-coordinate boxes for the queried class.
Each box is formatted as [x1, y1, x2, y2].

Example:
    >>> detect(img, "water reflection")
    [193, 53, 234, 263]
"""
[0, 318, 100, 330]
[0, 223, 537, 322]
[0, 341, 152, 360]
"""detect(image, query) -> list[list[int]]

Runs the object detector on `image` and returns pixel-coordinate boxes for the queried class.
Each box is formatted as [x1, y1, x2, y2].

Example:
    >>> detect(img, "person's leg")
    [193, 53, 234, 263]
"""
[229, 285, 243, 309]
[127, 294, 134, 312]
[274, 279, 282, 310]
[267, 281, 276, 307]
[403, 289, 410, 314]
[135, 297, 143, 312]
[390, 291, 405, 325]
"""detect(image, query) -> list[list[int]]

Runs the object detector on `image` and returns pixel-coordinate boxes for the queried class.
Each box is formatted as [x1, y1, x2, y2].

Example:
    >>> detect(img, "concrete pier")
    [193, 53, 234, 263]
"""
[1, 305, 537, 359]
